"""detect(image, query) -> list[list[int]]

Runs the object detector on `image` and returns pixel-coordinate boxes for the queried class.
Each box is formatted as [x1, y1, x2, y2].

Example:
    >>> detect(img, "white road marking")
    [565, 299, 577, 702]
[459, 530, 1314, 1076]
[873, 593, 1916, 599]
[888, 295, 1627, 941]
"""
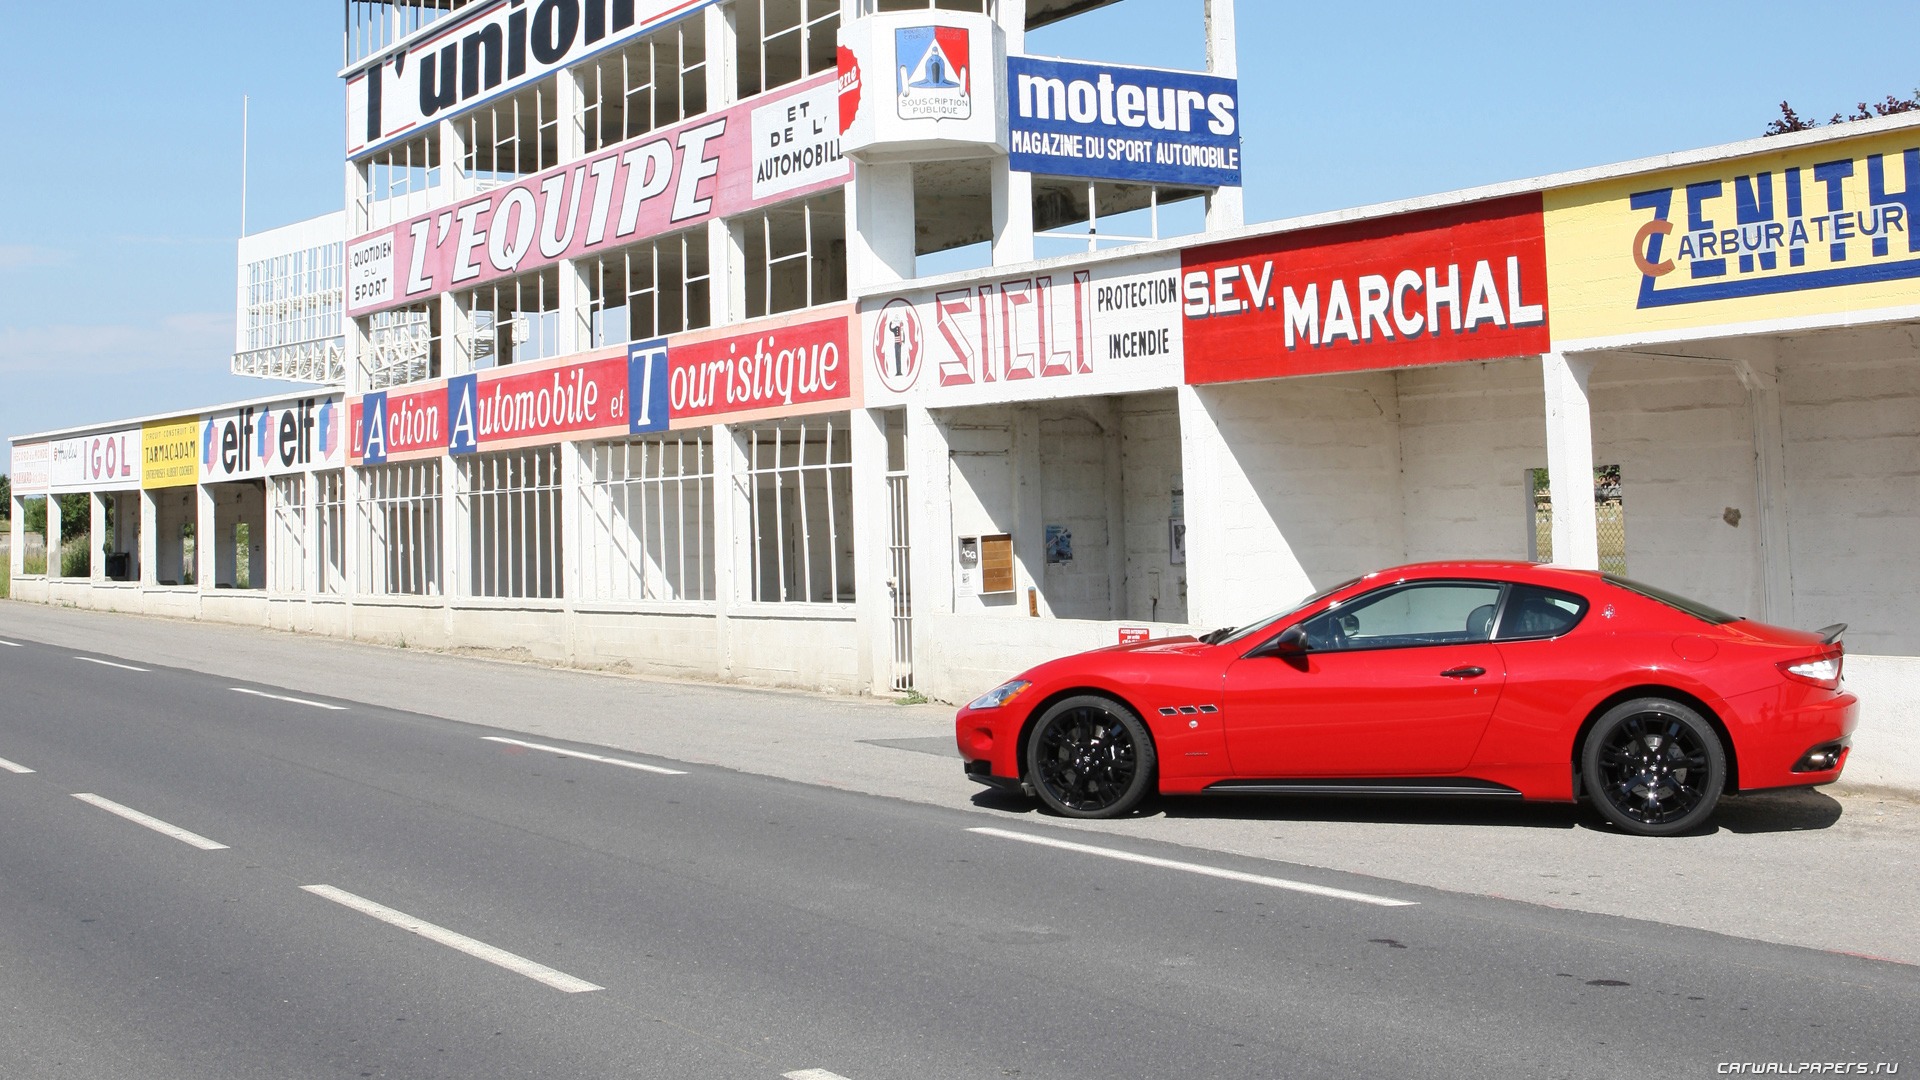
[299, 885, 603, 993]
[0, 640, 23, 647]
[75, 657, 148, 672]
[0, 756, 35, 774]
[968, 827, 1418, 908]
[785, 1071, 856, 1080]
[232, 687, 347, 711]
[71, 793, 229, 850]
[482, 736, 687, 776]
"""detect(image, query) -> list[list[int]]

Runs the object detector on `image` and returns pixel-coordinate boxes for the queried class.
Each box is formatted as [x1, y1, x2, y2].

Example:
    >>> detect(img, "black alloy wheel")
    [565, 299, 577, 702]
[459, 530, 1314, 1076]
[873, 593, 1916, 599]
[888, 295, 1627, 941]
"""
[1581, 697, 1726, 836]
[1025, 695, 1157, 819]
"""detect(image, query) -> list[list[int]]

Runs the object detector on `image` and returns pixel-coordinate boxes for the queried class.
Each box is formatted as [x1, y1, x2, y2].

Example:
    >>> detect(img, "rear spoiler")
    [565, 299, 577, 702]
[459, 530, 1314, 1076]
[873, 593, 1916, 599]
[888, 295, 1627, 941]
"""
[1815, 623, 1847, 645]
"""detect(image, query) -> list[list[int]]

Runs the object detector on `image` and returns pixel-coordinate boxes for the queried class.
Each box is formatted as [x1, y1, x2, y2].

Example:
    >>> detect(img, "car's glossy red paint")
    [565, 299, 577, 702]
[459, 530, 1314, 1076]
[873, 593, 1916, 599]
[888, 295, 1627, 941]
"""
[955, 562, 1856, 816]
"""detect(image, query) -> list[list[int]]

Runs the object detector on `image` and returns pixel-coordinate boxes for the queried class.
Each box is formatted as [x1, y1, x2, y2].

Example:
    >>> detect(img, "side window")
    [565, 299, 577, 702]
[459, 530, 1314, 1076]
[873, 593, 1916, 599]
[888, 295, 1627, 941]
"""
[1299, 582, 1504, 652]
[1495, 584, 1588, 641]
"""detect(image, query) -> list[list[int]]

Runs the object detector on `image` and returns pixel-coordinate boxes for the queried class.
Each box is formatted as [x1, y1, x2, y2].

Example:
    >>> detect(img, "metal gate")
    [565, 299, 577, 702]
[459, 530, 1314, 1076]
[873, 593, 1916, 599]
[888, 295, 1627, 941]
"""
[886, 469, 914, 691]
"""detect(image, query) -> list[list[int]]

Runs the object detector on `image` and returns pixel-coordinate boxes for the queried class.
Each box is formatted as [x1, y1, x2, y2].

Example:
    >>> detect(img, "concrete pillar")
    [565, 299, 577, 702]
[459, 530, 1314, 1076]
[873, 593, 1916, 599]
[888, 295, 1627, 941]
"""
[1204, 0, 1243, 231]
[849, 161, 917, 289]
[991, 161, 1035, 267]
[1175, 384, 1230, 627]
[850, 407, 892, 693]
[713, 422, 744, 679]
[8, 494, 23, 579]
[197, 484, 219, 588]
[555, 64, 586, 164]
[45, 495, 62, 580]
[557, 258, 588, 357]
[443, 456, 464, 598]
[1738, 352, 1795, 625]
[90, 493, 108, 585]
[905, 405, 953, 620]
[1542, 351, 1600, 571]
[139, 491, 159, 586]
[706, 3, 738, 113]
[1010, 406, 1048, 617]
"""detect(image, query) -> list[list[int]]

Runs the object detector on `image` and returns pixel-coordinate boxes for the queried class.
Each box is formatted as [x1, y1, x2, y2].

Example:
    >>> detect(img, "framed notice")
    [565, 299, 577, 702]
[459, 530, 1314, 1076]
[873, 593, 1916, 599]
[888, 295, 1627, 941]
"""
[980, 533, 1016, 594]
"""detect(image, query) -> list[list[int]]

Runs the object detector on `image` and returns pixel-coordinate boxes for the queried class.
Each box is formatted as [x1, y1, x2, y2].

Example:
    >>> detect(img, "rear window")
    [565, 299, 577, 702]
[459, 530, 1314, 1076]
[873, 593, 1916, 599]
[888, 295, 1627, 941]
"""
[1602, 574, 1740, 625]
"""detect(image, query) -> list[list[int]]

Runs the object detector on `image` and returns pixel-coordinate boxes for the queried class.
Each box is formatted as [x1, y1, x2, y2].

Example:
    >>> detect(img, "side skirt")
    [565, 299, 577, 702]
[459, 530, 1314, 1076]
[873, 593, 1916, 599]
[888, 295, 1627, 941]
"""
[1203, 778, 1525, 798]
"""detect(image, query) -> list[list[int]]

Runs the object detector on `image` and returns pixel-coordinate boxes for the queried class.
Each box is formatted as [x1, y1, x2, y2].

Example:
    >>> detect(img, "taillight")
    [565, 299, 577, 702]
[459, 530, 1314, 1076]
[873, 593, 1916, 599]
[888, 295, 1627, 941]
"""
[1779, 647, 1843, 690]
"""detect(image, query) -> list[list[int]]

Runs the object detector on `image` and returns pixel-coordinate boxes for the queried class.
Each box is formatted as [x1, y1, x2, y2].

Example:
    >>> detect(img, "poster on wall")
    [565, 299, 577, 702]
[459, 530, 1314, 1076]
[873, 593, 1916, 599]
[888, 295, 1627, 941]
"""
[1545, 130, 1920, 343]
[1007, 56, 1241, 187]
[661, 309, 855, 426]
[141, 419, 199, 490]
[9, 442, 51, 496]
[861, 251, 1185, 407]
[347, 72, 848, 318]
[48, 427, 143, 493]
[1182, 193, 1552, 384]
[201, 395, 346, 483]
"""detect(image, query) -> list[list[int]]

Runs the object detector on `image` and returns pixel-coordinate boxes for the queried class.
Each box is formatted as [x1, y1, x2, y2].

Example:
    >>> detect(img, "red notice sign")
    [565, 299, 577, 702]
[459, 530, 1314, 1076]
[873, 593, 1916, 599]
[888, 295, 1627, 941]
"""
[1182, 193, 1551, 384]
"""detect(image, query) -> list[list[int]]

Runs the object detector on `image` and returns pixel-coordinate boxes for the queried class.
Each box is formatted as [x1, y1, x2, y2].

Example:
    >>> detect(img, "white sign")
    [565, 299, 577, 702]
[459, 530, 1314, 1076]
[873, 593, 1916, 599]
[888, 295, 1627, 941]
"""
[840, 12, 1004, 162]
[200, 394, 348, 483]
[860, 252, 1185, 408]
[9, 442, 51, 496]
[751, 79, 843, 201]
[348, 233, 396, 309]
[49, 428, 143, 493]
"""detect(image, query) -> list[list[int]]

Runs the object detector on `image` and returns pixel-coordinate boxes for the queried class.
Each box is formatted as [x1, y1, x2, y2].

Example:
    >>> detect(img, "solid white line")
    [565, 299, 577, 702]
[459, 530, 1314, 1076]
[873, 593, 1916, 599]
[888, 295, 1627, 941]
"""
[0, 640, 23, 647]
[785, 1071, 856, 1080]
[232, 687, 347, 711]
[300, 885, 603, 993]
[71, 793, 228, 850]
[482, 736, 687, 776]
[75, 657, 148, 672]
[968, 827, 1418, 908]
[0, 756, 34, 774]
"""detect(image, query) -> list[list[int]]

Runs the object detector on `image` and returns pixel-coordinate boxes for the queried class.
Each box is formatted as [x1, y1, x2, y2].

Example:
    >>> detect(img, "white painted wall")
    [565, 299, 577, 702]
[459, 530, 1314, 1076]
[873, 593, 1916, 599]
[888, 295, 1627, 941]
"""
[1396, 359, 1545, 563]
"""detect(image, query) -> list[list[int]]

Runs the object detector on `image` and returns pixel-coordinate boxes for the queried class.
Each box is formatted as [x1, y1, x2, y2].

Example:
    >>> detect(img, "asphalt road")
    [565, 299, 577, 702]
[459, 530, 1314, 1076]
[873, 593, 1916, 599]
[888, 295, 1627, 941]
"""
[0, 621, 1914, 1079]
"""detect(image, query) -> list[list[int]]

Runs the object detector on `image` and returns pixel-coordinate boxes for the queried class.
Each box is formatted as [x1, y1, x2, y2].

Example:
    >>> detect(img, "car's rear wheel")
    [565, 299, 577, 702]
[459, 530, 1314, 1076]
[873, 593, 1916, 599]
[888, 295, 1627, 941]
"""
[1582, 698, 1725, 836]
[1026, 695, 1156, 819]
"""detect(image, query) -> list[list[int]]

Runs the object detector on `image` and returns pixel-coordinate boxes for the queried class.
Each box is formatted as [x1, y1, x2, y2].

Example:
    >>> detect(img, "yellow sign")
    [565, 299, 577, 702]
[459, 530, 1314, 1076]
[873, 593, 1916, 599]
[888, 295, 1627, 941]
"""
[1545, 127, 1920, 342]
[141, 418, 200, 489]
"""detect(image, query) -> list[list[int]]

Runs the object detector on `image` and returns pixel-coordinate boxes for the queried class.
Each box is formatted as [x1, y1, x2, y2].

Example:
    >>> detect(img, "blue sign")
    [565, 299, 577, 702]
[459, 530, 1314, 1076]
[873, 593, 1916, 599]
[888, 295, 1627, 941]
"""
[627, 337, 671, 435]
[358, 391, 388, 465]
[1006, 57, 1241, 188]
[446, 374, 478, 455]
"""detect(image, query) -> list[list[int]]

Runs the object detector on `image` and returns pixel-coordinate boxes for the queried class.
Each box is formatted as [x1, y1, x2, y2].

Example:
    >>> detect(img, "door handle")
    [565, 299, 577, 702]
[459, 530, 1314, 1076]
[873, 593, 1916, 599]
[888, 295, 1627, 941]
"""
[1439, 666, 1486, 678]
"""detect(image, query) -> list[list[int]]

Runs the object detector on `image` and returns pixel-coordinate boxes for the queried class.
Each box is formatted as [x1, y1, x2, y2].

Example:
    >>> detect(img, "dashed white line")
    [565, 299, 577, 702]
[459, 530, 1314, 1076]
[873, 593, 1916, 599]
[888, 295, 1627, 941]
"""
[300, 885, 603, 993]
[75, 657, 148, 672]
[482, 736, 687, 776]
[0, 755, 35, 774]
[968, 827, 1418, 908]
[71, 793, 229, 850]
[785, 1070, 856, 1080]
[232, 687, 347, 711]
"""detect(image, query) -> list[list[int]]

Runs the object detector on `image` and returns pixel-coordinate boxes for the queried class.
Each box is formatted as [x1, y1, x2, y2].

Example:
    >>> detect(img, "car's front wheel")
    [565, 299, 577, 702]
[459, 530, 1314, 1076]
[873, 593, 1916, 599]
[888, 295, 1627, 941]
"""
[1025, 695, 1156, 819]
[1582, 697, 1726, 836]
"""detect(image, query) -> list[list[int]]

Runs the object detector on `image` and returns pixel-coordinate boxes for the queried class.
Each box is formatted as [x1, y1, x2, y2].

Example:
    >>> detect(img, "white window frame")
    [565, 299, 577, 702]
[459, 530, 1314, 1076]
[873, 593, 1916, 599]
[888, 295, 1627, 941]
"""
[461, 447, 565, 600]
[460, 79, 560, 186]
[361, 304, 442, 390]
[740, 0, 840, 97]
[356, 132, 442, 231]
[742, 191, 846, 319]
[579, 18, 708, 153]
[586, 230, 712, 348]
[316, 470, 347, 596]
[1033, 181, 1207, 256]
[741, 417, 853, 605]
[358, 460, 444, 596]
[239, 242, 345, 383]
[580, 436, 716, 603]
[460, 267, 563, 370]
[270, 474, 309, 594]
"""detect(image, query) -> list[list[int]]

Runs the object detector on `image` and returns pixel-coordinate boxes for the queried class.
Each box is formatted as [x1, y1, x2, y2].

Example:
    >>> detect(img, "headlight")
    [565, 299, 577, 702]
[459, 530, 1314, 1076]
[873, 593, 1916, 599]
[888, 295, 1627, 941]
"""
[968, 679, 1032, 710]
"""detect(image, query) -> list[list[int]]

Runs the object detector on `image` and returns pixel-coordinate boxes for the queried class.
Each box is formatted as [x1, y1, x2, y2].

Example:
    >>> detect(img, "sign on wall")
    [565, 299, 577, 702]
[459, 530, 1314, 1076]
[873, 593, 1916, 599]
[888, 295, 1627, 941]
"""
[1545, 129, 1920, 343]
[49, 428, 143, 493]
[448, 352, 634, 452]
[347, 73, 848, 318]
[353, 382, 450, 465]
[861, 252, 1185, 407]
[9, 442, 51, 497]
[1007, 57, 1241, 188]
[1182, 194, 1552, 384]
[141, 420, 200, 490]
[663, 310, 854, 424]
[839, 13, 1004, 160]
[346, 0, 717, 158]
[201, 396, 347, 483]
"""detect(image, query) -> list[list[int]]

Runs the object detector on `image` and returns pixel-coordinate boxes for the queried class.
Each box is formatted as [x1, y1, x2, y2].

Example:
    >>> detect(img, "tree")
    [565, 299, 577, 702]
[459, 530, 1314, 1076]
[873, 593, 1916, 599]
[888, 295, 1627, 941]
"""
[0, 474, 10, 518]
[1767, 91, 1920, 135]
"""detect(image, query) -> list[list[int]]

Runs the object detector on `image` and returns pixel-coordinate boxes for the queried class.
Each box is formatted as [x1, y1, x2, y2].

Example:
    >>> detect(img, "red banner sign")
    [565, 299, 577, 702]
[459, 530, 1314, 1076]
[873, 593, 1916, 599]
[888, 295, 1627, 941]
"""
[1182, 194, 1551, 384]
[667, 314, 851, 421]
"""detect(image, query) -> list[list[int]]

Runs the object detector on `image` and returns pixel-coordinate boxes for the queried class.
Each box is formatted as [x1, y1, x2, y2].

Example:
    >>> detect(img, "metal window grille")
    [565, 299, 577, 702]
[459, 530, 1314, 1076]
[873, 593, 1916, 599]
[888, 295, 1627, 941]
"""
[461, 448, 564, 599]
[743, 192, 847, 319]
[461, 80, 560, 185]
[362, 304, 442, 389]
[580, 436, 716, 602]
[1528, 465, 1626, 575]
[461, 267, 562, 369]
[742, 418, 854, 604]
[887, 468, 913, 690]
[358, 460, 443, 596]
[739, 0, 839, 97]
[579, 18, 708, 153]
[270, 475, 309, 594]
[345, 1, 477, 65]
[356, 133, 442, 231]
[585, 231, 712, 347]
[315, 470, 347, 596]
[235, 241, 345, 384]
[1033, 181, 1208, 257]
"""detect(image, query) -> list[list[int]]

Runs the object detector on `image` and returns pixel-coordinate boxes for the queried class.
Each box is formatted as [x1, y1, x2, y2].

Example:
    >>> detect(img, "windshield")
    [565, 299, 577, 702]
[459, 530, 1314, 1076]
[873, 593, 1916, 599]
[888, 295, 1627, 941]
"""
[1603, 574, 1740, 625]
[1215, 577, 1362, 645]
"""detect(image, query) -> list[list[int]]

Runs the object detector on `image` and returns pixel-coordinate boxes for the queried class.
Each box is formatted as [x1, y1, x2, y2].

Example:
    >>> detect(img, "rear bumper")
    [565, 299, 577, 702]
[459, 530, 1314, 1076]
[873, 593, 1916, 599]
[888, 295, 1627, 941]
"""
[1730, 686, 1859, 791]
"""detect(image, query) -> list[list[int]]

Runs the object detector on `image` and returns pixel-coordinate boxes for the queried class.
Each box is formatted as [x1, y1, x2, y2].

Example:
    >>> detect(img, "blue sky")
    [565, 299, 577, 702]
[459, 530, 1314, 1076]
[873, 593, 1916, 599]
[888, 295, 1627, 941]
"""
[4, 0, 1918, 465]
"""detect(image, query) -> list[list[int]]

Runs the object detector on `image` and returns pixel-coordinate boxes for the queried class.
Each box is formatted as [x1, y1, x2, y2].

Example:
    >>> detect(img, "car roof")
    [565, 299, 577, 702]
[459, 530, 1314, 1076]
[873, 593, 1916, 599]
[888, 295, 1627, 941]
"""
[1358, 561, 1604, 588]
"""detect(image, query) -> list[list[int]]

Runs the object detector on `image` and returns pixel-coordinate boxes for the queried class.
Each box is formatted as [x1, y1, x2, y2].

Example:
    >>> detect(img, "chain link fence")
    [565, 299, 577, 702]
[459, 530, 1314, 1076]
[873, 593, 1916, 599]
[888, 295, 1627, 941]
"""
[1531, 466, 1626, 574]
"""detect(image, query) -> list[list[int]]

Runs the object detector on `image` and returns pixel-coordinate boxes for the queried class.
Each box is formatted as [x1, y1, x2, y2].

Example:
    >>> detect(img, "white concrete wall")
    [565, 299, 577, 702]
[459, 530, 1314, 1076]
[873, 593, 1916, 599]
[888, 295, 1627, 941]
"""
[1396, 359, 1545, 562]
[1119, 391, 1188, 625]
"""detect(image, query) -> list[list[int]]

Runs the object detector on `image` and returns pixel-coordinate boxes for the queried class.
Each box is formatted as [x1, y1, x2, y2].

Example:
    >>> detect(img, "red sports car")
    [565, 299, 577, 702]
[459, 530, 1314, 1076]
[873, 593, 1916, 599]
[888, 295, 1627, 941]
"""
[954, 562, 1856, 836]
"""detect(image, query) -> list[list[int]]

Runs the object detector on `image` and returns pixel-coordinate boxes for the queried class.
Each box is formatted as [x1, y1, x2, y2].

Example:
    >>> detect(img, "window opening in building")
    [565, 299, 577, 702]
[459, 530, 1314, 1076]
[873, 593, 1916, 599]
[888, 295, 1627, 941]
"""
[1529, 465, 1625, 574]
[911, 160, 992, 277]
[462, 447, 564, 599]
[271, 475, 309, 594]
[742, 192, 847, 319]
[238, 241, 345, 384]
[581, 435, 716, 602]
[586, 230, 712, 348]
[738, 0, 839, 98]
[742, 417, 853, 604]
[315, 470, 347, 596]
[362, 304, 442, 389]
[346, 0, 479, 65]
[865, 0, 994, 14]
[360, 460, 444, 596]
[356, 133, 442, 231]
[579, 17, 708, 152]
[461, 267, 563, 369]
[1032, 179, 1208, 257]
[460, 79, 560, 186]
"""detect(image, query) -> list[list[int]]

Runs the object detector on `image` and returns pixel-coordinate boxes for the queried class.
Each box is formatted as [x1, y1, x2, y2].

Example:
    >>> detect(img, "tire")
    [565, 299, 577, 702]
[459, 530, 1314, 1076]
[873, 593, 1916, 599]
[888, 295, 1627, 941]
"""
[1581, 697, 1726, 836]
[1025, 695, 1157, 819]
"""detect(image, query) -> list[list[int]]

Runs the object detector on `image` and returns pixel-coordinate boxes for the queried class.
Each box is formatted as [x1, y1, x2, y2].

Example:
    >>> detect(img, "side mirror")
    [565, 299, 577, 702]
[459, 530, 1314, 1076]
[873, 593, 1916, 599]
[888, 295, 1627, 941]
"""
[1255, 625, 1308, 658]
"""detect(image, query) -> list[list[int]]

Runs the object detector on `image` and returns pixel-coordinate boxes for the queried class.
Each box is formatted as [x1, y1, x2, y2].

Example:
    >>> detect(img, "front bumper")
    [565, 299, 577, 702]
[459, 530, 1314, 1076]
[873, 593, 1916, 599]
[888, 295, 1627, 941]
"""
[964, 758, 1028, 794]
